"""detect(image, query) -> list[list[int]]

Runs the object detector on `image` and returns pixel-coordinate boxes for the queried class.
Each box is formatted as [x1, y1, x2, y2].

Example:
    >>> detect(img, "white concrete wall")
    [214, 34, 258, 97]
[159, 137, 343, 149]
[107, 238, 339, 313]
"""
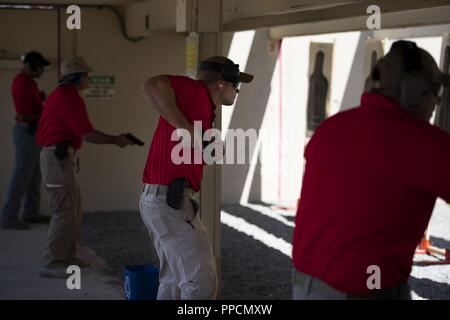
[0, 8, 186, 213]
[221, 30, 363, 205]
[259, 31, 362, 205]
[221, 29, 278, 205]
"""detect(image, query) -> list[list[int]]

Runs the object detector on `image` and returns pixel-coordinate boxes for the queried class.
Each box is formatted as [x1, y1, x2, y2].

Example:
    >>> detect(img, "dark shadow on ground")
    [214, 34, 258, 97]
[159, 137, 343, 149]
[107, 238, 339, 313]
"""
[220, 223, 292, 300]
[221, 203, 293, 299]
[222, 204, 294, 243]
[81, 211, 158, 287]
[430, 236, 450, 249]
[409, 276, 450, 300]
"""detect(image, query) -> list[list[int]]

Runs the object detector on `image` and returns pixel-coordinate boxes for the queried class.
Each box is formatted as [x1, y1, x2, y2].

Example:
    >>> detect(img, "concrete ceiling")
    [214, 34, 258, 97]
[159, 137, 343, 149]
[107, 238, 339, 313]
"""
[223, 0, 450, 31]
[2, 0, 450, 33]
[0, 0, 359, 9]
[0, 0, 137, 5]
[3, 0, 450, 16]
[0, 0, 357, 7]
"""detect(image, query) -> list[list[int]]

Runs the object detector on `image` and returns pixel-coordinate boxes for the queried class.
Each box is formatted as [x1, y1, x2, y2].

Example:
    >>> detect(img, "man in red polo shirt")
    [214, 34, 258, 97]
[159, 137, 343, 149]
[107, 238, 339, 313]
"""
[140, 56, 253, 299]
[2, 51, 50, 230]
[292, 41, 450, 299]
[36, 57, 134, 278]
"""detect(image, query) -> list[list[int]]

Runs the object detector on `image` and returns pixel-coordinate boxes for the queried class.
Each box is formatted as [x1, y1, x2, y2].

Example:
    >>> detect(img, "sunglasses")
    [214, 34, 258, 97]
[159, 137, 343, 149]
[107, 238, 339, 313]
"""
[231, 82, 240, 93]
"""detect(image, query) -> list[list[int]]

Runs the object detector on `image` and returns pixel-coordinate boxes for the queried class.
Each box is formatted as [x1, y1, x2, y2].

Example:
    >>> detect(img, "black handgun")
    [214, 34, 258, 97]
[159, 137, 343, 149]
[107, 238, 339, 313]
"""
[125, 133, 145, 146]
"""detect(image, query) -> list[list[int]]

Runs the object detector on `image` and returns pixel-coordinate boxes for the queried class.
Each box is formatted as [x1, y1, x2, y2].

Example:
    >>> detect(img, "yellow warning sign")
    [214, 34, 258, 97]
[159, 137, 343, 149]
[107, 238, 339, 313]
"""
[186, 32, 199, 79]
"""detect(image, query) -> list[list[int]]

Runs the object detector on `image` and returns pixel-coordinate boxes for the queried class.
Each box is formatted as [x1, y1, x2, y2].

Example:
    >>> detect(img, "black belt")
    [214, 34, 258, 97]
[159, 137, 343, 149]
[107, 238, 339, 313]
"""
[142, 184, 195, 198]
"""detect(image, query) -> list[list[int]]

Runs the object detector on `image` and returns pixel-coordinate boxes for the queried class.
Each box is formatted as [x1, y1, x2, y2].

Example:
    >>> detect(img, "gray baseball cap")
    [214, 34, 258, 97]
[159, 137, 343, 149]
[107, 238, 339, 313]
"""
[60, 57, 93, 77]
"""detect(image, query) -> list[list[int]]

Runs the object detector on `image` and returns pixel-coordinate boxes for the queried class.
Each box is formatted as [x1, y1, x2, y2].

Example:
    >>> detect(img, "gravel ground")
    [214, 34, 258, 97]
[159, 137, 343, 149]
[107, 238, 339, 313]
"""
[81, 200, 450, 300]
[81, 211, 158, 288]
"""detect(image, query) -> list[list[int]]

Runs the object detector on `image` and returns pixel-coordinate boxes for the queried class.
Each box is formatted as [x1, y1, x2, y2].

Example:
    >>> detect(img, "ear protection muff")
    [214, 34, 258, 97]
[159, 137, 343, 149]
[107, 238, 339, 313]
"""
[394, 41, 429, 110]
[199, 60, 240, 83]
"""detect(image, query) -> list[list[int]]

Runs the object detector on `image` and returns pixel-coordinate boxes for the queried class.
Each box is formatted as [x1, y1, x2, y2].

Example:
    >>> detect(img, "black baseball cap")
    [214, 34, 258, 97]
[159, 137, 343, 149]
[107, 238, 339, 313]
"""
[22, 51, 50, 66]
[198, 56, 253, 83]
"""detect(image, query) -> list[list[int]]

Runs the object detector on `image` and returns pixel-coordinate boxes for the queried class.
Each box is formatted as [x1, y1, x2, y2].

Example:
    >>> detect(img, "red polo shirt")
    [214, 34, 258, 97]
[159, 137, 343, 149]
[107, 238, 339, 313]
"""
[143, 75, 215, 191]
[11, 73, 44, 120]
[292, 92, 450, 295]
[36, 84, 94, 150]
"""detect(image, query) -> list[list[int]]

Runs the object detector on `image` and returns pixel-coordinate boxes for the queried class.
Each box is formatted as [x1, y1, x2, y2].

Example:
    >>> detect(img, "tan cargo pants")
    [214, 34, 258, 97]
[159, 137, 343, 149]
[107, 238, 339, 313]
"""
[40, 148, 82, 268]
[139, 184, 217, 300]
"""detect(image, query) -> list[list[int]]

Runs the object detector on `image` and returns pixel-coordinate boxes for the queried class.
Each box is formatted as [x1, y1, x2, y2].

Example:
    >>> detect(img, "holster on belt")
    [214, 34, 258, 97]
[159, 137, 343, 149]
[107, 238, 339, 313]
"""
[166, 177, 199, 214]
[54, 142, 71, 160]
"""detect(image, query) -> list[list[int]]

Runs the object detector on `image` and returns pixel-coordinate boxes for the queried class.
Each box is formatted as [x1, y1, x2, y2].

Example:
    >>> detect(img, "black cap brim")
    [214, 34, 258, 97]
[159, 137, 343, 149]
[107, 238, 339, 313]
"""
[239, 72, 253, 83]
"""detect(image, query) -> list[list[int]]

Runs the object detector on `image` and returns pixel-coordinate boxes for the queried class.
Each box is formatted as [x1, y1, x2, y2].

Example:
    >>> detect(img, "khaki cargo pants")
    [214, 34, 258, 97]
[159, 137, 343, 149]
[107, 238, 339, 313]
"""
[40, 148, 82, 268]
[139, 184, 217, 300]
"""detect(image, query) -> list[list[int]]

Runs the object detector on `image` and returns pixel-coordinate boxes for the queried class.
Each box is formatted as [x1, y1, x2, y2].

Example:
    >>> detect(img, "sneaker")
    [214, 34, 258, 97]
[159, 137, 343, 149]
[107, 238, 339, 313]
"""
[39, 266, 68, 278]
[23, 215, 51, 224]
[1, 218, 30, 230]
[66, 257, 90, 268]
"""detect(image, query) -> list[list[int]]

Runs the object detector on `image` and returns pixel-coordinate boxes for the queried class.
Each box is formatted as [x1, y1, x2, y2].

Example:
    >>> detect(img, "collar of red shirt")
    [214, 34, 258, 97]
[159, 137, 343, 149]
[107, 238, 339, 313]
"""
[20, 72, 37, 84]
[360, 92, 403, 111]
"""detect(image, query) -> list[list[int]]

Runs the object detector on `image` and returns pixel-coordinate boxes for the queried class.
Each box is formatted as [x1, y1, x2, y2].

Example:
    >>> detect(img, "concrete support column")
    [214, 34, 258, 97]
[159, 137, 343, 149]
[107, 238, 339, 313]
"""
[177, 0, 223, 295]
[198, 32, 223, 293]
